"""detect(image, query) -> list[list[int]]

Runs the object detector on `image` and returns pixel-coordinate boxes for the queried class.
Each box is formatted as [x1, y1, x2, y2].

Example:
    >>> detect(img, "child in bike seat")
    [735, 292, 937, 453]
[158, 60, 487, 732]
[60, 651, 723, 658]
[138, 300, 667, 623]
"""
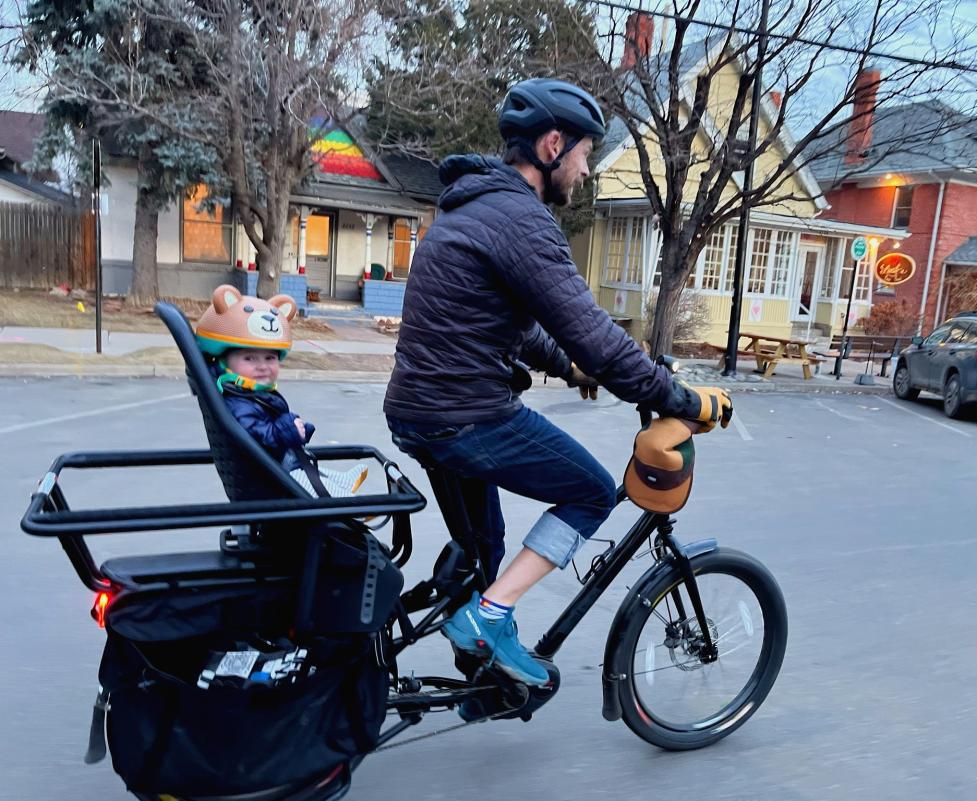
[195, 284, 368, 497]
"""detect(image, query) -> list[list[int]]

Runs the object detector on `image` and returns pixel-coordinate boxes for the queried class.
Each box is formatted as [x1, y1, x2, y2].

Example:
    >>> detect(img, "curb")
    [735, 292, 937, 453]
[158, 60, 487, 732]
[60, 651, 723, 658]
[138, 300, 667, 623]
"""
[0, 363, 895, 396]
[0, 363, 394, 383]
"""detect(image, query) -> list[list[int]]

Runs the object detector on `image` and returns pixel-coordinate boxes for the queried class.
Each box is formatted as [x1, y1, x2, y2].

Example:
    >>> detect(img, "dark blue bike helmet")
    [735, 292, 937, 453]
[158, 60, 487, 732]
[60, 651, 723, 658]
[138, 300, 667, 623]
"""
[499, 78, 605, 204]
[499, 78, 606, 142]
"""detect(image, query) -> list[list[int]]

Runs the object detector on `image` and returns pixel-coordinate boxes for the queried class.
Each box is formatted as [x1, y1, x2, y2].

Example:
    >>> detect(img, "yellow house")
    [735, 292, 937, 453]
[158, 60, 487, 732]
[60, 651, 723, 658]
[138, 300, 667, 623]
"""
[570, 32, 907, 345]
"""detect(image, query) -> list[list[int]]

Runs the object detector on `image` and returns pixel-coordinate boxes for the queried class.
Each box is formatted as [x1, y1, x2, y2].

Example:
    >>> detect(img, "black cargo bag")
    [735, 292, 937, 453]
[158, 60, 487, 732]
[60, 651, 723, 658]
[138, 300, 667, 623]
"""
[97, 529, 402, 797]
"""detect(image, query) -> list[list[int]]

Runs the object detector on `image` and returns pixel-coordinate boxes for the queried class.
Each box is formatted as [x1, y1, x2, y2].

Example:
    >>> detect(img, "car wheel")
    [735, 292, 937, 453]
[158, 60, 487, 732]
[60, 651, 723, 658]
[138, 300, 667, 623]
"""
[943, 374, 965, 419]
[893, 364, 919, 401]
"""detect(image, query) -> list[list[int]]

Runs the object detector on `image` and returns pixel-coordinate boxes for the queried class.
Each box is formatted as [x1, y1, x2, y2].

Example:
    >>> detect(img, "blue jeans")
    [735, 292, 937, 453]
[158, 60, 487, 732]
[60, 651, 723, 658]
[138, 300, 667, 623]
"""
[387, 406, 617, 577]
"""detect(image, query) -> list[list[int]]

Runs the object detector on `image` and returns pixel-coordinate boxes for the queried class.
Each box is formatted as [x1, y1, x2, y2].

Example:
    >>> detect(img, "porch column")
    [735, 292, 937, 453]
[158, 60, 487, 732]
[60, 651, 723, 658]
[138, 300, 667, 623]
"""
[297, 206, 308, 275]
[386, 216, 395, 279]
[364, 213, 376, 279]
[408, 219, 419, 269]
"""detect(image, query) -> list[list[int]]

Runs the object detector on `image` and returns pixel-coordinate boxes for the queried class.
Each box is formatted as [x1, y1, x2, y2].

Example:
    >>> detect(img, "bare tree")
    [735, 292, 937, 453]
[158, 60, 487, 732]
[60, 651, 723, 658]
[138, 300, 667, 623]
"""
[27, 0, 378, 297]
[580, 0, 977, 354]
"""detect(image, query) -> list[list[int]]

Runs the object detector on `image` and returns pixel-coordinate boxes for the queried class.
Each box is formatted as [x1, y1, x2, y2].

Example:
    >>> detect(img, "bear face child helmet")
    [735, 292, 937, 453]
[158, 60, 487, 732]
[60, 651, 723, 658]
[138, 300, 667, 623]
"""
[196, 284, 297, 359]
[196, 284, 298, 391]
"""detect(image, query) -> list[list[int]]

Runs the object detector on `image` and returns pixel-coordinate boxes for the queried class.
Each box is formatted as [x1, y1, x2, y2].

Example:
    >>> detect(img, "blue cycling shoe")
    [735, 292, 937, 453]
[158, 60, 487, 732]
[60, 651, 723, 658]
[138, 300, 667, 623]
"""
[442, 592, 550, 686]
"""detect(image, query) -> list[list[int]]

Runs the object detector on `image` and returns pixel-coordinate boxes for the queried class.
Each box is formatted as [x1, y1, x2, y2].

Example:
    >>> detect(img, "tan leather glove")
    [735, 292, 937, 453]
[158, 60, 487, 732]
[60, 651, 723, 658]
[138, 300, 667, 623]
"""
[682, 384, 733, 432]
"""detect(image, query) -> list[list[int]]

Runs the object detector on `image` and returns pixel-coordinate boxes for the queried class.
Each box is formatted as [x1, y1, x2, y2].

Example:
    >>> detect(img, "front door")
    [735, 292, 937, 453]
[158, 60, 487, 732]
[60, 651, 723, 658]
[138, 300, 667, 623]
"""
[793, 246, 823, 322]
[304, 210, 334, 297]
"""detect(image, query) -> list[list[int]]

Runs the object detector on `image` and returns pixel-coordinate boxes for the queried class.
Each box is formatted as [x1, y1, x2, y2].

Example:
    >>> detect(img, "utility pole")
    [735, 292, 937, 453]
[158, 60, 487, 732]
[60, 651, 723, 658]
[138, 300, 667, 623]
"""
[723, 0, 770, 376]
[93, 138, 103, 355]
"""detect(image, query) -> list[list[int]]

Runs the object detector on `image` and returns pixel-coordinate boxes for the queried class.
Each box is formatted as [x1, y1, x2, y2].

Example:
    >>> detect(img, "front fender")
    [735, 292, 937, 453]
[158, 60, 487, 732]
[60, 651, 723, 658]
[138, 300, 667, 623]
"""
[600, 538, 717, 721]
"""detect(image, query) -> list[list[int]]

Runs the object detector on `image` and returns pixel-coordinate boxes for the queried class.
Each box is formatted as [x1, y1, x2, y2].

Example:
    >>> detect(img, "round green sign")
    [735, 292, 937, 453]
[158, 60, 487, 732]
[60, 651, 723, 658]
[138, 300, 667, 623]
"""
[851, 237, 868, 260]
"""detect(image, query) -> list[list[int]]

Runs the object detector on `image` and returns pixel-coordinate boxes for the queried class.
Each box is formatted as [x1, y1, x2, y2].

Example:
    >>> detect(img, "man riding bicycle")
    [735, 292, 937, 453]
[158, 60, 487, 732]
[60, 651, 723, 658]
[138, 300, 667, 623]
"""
[384, 78, 731, 687]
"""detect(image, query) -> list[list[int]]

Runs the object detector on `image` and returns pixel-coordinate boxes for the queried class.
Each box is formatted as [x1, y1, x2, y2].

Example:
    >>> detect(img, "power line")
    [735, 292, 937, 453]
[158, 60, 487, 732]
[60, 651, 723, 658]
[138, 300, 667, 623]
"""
[587, 0, 977, 74]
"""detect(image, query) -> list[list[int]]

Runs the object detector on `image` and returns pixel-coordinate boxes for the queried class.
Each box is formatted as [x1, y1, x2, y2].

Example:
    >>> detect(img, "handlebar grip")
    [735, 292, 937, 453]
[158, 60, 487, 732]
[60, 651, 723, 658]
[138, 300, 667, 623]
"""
[638, 407, 652, 429]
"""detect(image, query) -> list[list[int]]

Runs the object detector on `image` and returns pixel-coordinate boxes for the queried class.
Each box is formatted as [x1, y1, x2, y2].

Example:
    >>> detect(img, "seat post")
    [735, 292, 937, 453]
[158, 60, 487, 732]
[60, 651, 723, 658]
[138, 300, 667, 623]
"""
[425, 467, 489, 591]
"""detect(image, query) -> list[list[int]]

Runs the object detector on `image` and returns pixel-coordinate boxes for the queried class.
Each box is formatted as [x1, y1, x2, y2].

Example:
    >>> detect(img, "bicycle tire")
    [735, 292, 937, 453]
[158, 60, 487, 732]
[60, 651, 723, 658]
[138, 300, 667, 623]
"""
[612, 547, 787, 751]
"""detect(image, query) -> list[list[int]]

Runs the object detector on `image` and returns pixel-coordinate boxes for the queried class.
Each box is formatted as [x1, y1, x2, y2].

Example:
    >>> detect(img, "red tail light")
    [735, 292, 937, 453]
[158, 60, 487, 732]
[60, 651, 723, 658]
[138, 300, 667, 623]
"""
[92, 591, 111, 628]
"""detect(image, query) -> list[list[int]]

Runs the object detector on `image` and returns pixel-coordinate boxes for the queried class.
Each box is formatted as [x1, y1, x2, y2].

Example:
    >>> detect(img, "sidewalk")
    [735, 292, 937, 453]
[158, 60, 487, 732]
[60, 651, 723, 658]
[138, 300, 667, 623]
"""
[0, 323, 896, 394]
[0, 326, 396, 356]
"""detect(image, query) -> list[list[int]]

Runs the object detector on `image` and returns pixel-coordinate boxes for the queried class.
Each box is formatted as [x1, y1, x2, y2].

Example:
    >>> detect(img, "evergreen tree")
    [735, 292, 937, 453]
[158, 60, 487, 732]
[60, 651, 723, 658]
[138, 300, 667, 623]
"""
[367, 0, 605, 236]
[19, 0, 222, 304]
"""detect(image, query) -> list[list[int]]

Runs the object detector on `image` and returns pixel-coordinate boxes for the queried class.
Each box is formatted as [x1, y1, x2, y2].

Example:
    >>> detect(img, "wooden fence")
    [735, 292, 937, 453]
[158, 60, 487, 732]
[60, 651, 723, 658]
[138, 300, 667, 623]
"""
[0, 201, 96, 291]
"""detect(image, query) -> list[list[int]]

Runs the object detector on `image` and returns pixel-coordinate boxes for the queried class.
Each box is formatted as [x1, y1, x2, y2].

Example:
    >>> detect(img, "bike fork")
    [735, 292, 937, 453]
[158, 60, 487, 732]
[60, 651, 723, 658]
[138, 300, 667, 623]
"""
[658, 524, 718, 663]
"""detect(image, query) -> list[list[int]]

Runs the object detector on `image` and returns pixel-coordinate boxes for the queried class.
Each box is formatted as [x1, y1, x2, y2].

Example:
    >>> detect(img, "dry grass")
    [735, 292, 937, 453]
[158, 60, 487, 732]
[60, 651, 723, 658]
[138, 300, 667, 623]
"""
[0, 289, 337, 337]
[0, 342, 392, 372]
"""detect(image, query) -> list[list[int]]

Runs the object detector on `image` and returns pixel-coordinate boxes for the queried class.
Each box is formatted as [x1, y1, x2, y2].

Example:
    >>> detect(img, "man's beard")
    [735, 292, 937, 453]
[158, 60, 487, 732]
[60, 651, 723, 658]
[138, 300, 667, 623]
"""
[546, 176, 574, 207]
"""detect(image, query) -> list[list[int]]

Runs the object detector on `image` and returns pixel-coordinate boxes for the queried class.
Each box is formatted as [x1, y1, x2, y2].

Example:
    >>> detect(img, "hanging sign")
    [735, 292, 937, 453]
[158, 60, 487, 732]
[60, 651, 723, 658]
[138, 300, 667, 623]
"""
[850, 237, 868, 260]
[874, 252, 916, 286]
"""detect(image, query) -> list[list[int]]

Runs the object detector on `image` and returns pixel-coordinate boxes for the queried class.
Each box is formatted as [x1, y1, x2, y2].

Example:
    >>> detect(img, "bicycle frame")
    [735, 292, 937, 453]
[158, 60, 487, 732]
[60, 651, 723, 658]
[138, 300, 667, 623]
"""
[380, 483, 719, 732]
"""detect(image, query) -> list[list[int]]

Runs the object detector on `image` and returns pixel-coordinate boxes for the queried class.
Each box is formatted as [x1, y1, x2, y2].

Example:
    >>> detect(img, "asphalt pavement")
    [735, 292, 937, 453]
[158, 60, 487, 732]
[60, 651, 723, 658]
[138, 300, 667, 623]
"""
[1, 378, 975, 801]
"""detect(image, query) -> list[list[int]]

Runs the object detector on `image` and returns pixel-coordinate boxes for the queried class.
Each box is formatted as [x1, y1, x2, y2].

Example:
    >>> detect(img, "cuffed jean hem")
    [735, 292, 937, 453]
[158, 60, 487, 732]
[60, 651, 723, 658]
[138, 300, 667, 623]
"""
[523, 511, 585, 569]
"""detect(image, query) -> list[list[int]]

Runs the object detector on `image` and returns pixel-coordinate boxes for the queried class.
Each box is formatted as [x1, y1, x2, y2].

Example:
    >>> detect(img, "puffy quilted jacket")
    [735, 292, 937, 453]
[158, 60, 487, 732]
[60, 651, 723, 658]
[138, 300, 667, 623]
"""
[383, 155, 687, 424]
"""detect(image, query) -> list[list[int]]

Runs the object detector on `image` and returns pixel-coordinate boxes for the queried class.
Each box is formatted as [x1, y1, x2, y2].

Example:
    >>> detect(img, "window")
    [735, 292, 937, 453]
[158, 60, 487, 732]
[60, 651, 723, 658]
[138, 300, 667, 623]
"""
[838, 255, 871, 302]
[769, 231, 793, 297]
[956, 323, 977, 344]
[182, 185, 233, 263]
[293, 212, 333, 253]
[747, 229, 772, 293]
[603, 217, 628, 284]
[700, 230, 725, 291]
[892, 185, 914, 228]
[923, 323, 952, 347]
[392, 219, 426, 279]
[651, 229, 663, 288]
[723, 226, 740, 293]
[626, 219, 643, 286]
[947, 323, 971, 344]
[602, 216, 644, 287]
[307, 213, 331, 257]
[820, 239, 841, 298]
[854, 259, 871, 301]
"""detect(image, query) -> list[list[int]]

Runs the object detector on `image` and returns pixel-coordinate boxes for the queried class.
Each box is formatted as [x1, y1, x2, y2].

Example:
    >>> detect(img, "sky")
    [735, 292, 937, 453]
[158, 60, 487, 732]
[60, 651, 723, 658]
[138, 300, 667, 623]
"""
[3, 0, 977, 125]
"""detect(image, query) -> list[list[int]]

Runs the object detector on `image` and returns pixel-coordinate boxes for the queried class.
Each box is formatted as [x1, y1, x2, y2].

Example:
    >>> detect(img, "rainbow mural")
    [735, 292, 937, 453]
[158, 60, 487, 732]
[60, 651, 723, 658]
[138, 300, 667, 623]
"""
[310, 122, 384, 182]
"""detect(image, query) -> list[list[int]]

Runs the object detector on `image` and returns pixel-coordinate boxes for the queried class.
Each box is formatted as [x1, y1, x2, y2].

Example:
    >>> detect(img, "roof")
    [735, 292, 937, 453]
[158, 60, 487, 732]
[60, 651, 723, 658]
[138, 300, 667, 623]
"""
[381, 152, 442, 201]
[594, 37, 718, 165]
[0, 111, 46, 166]
[945, 236, 977, 266]
[807, 100, 977, 186]
[291, 183, 430, 218]
[0, 170, 74, 204]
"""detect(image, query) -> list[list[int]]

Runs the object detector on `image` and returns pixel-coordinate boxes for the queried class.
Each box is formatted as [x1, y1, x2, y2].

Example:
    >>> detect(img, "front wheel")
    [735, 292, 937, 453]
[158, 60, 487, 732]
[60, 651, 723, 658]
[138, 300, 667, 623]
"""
[894, 363, 919, 401]
[943, 373, 966, 419]
[614, 548, 787, 751]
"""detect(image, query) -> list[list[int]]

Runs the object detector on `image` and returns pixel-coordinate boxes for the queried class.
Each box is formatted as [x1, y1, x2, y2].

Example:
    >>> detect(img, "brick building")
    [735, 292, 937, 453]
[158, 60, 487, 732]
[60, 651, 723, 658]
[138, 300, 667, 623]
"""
[810, 74, 977, 333]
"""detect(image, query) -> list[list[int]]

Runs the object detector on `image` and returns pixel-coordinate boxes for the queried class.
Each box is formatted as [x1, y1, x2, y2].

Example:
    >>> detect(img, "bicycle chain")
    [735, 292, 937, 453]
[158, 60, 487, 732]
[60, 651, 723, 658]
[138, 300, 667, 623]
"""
[376, 691, 523, 752]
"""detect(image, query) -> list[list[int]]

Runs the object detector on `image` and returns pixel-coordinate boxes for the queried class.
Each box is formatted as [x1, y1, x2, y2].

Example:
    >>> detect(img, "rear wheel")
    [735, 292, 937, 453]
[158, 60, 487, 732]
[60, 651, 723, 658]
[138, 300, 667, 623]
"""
[894, 364, 919, 400]
[614, 548, 787, 751]
[943, 373, 966, 419]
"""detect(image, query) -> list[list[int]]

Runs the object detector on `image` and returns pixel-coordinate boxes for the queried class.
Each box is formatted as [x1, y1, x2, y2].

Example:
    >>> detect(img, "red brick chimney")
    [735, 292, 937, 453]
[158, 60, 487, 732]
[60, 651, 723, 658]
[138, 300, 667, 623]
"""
[620, 12, 654, 71]
[844, 67, 882, 164]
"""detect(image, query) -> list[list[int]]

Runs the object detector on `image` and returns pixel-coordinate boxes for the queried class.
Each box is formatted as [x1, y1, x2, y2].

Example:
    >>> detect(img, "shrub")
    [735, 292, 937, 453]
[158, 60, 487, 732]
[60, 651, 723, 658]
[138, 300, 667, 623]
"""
[643, 290, 711, 345]
[861, 299, 919, 336]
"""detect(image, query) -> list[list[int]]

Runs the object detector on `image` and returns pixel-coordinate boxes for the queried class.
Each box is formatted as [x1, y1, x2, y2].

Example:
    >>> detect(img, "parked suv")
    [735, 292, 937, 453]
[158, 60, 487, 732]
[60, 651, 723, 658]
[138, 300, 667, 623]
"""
[893, 311, 977, 418]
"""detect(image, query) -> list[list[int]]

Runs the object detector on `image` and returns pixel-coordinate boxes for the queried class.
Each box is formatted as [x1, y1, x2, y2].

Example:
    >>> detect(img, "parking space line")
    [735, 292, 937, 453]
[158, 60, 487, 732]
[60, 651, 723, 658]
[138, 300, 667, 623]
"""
[0, 392, 191, 435]
[877, 397, 972, 438]
[730, 408, 753, 441]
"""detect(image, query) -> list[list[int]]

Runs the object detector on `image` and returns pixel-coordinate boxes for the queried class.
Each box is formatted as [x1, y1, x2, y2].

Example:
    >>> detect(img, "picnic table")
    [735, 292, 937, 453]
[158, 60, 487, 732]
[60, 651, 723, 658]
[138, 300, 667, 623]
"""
[706, 331, 822, 380]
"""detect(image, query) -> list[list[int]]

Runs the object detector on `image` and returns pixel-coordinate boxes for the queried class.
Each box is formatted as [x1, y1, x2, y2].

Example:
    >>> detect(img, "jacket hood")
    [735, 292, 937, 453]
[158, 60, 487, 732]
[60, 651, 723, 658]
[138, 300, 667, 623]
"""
[438, 154, 536, 211]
